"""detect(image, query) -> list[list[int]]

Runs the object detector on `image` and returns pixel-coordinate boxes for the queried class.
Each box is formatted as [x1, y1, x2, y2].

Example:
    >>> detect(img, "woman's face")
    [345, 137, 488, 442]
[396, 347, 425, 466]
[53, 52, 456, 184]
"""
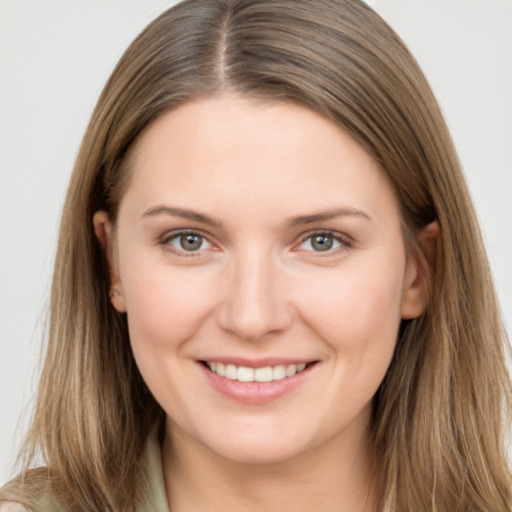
[96, 95, 428, 465]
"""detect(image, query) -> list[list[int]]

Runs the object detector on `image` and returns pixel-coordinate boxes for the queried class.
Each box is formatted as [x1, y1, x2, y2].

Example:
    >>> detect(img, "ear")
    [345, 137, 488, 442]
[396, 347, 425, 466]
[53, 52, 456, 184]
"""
[93, 210, 127, 312]
[401, 220, 439, 319]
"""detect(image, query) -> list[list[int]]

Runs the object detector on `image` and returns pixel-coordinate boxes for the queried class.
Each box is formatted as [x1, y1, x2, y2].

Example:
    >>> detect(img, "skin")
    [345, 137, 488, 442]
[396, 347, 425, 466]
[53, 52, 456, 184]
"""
[94, 94, 435, 512]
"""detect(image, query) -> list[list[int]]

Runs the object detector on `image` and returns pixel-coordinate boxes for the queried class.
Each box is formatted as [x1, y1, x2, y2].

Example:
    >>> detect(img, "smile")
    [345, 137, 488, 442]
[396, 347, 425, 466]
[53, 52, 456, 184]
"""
[204, 361, 310, 382]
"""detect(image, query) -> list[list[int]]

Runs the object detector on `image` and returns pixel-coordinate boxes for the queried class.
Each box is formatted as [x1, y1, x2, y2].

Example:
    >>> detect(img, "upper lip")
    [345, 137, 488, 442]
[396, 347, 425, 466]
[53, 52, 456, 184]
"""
[198, 357, 317, 368]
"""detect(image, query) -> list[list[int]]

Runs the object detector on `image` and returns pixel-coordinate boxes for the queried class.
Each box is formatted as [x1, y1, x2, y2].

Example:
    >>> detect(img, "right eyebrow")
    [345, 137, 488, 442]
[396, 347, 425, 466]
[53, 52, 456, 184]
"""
[141, 205, 222, 227]
[287, 208, 372, 227]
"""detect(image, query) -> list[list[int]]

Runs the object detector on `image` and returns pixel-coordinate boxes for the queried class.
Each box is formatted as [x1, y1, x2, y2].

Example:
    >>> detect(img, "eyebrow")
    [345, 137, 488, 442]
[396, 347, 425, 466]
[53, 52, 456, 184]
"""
[288, 208, 372, 226]
[141, 205, 371, 227]
[141, 205, 222, 227]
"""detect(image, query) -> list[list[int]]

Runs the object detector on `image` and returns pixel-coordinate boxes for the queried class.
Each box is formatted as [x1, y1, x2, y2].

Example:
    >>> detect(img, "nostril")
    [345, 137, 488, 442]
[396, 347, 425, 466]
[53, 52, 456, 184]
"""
[215, 296, 294, 341]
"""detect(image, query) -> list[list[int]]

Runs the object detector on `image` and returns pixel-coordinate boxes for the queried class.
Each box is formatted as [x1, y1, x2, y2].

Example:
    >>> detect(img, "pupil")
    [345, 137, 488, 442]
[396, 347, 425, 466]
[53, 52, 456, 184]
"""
[312, 235, 333, 251]
[180, 234, 202, 251]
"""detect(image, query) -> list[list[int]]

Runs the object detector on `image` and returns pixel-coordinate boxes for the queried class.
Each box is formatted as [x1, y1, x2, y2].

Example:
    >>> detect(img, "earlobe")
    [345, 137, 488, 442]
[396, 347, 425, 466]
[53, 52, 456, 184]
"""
[401, 220, 439, 319]
[93, 211, 127, 313]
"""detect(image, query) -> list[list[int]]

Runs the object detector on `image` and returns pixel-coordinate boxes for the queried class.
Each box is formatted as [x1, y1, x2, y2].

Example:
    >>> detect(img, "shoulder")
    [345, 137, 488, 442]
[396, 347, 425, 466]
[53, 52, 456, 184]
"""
[0, 503, 32, 512]
[0, 493, 69, 512]
[1, 467, 69, 512]
[1, 480, 66, 512]
[0, 429, 167, 512]
[1, 495, 68, 512]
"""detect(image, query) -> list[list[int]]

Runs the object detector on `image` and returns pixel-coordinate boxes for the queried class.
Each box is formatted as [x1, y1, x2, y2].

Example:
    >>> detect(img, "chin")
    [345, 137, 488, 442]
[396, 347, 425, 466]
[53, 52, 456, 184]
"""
[192, 420, 321, 466]
[212, 438, 309, 466]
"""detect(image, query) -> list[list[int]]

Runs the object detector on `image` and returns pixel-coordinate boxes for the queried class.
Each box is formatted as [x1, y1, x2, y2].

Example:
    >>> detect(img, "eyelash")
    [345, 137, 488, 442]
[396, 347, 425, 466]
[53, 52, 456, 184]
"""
[295, 231, 353, 254]
[160, 230, 214, 257]
[159, 229, 353, 257]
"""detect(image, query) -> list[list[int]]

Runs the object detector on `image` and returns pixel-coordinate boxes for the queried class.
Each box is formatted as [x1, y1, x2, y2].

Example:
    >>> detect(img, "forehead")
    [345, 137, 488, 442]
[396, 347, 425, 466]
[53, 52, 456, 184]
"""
[118, 94, 400, 227]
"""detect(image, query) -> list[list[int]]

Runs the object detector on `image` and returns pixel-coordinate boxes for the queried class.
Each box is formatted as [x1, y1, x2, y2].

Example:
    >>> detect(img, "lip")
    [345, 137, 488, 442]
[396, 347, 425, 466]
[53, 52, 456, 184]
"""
[198, 359, 318, 405]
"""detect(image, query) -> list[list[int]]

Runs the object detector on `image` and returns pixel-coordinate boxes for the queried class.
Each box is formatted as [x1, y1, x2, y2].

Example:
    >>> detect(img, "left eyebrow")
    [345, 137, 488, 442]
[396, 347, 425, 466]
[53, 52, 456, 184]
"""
[287, 208, 372, 226]
[141, 205, 222, 227]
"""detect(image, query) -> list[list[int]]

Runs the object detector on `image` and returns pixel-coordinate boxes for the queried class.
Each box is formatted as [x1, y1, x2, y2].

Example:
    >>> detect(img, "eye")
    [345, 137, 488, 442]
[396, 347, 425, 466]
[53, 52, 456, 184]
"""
[163, 231, 213, 253]
[298, 232, 350, 253]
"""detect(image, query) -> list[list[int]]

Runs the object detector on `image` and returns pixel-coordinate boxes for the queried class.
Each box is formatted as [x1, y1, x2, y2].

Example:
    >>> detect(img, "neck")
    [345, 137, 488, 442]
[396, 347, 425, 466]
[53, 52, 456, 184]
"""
[162, 418, 379, 512]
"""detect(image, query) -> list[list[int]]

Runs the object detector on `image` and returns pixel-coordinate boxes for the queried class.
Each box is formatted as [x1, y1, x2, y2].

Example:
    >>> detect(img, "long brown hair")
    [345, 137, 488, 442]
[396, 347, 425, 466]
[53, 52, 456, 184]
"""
[2, 0, 511, 510]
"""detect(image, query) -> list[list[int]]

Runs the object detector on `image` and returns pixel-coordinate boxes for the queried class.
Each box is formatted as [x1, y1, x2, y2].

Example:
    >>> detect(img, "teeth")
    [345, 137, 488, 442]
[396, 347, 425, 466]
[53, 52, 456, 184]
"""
[272, 365, 286, 380]
[286, 364, 297, 377]
[254, 366, 273, 382]
[237, 367, 254, 382]
[206, 361, 309, 382]
[225, 364, 237, 379]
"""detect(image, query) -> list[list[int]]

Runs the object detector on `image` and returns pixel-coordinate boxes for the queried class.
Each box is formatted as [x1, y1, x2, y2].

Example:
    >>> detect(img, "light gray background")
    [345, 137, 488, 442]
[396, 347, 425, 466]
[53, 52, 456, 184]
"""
[1, 0, 511, 485]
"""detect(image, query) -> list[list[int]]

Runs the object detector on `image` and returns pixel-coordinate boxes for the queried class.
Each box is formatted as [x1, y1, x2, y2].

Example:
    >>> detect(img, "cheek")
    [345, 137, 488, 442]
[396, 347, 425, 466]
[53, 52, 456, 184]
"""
[296, 260, 405, 359]
[118, 250, 219, 352]
[118, 253, 221, 416]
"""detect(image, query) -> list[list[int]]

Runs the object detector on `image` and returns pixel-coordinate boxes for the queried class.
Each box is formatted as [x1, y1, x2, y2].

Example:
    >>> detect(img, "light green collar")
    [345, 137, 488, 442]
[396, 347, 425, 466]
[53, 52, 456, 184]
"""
[139, 430, 170, 512]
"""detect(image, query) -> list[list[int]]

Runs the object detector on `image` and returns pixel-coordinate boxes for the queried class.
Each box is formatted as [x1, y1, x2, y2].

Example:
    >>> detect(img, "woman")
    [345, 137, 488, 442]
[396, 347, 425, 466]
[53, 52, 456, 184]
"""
[1, 0, 511, 510]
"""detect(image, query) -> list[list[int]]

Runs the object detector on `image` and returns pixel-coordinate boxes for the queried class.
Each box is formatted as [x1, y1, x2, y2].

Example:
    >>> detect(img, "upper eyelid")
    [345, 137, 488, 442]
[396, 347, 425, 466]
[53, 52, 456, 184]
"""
[155, 232, 218, 262]
[297, 229, 353, 244]
[161, 228, 213, 242]
[293, 230, 354, 253]
[159, 229, 217, 254]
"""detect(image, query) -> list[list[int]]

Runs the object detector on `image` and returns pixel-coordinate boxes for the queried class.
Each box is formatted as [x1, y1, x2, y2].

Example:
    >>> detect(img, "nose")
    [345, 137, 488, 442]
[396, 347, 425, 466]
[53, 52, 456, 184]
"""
[215, 247, 293, 341]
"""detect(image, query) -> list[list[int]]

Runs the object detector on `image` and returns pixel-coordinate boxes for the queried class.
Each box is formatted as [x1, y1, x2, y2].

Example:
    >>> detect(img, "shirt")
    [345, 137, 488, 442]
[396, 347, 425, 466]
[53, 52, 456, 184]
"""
[0, 432, 170, 512]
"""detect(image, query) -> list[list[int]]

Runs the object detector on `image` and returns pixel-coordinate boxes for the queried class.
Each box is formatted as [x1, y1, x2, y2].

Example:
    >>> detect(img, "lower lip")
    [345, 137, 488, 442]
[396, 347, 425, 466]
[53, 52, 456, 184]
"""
[199, 362, 316, 405]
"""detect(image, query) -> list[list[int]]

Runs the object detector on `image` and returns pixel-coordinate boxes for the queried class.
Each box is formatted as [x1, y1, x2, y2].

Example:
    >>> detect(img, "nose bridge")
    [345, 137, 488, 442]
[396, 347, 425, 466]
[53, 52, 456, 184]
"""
[217, 243, 292, 340]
